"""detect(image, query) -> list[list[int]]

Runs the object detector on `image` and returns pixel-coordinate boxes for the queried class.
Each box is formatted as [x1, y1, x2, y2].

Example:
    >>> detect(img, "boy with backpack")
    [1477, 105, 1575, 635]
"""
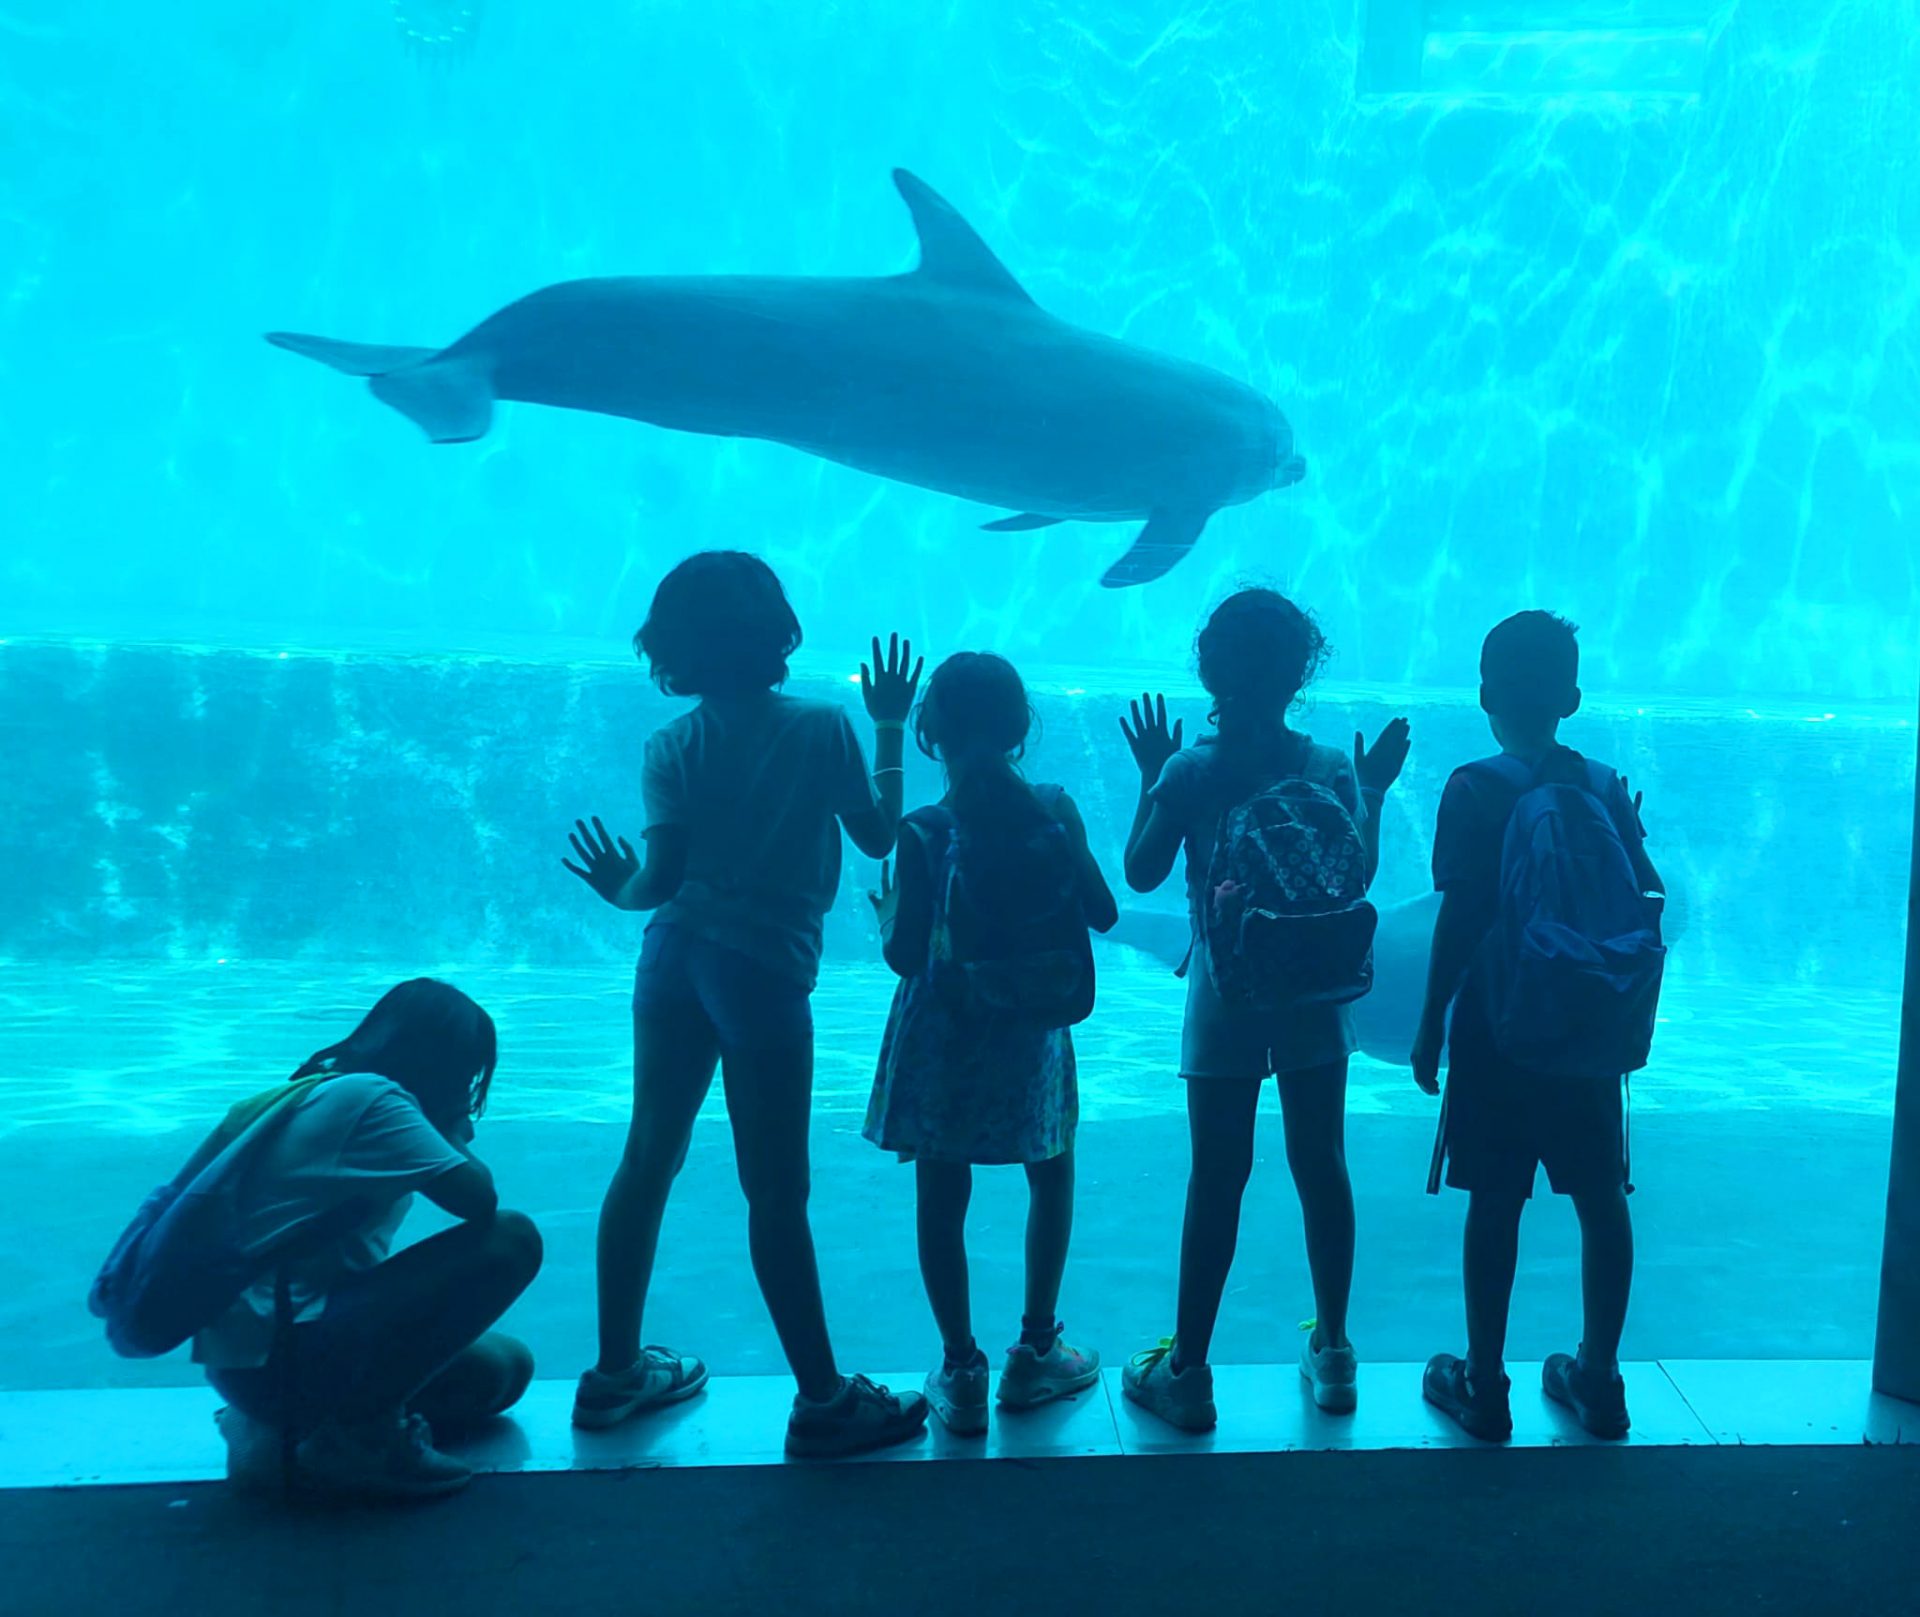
[1412, 612, 1666, 1442]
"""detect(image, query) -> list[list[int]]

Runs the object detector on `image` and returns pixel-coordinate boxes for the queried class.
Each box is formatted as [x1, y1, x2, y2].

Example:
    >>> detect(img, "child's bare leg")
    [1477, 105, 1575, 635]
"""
[1463, 1190, 1527, 1379]
[1172, 1077, 1263, 1369]
[1570, 1184, 1634, 1369]
[1277, 1060, 1355, 1349]
[722, 1040, 840, 1402]
[595, 1013, 717, 1373]
[916, 1159, 975, 1357]
[1022, 1150, 1075, 1333]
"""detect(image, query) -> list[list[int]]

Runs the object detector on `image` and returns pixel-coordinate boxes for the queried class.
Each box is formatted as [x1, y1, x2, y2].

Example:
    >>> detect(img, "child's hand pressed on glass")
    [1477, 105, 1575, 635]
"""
[869, 859, 898, 931]
[1354, 717, 1412, 796]
[1120, 692, 1183, 782]
[564, 816, 640, 907]
[861, 634, 923, 723]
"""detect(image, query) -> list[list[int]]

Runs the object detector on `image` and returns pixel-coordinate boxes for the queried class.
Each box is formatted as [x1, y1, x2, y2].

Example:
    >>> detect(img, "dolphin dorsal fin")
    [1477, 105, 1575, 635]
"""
[892, 169, 1035, 305]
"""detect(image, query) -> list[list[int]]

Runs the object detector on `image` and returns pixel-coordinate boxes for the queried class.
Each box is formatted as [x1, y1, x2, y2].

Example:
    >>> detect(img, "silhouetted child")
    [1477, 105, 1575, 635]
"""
[863, 653, 1118, 1434]
[1413, 611, 1665, 1442]
[163, 980, 540, 1500]
[563, 550, 930, 1459]
[1118, 589, 1410, 1430]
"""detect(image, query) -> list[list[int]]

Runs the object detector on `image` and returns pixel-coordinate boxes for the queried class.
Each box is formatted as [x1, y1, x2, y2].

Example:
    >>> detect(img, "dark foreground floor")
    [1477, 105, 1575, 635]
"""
[6, 1445, 1918, 1617]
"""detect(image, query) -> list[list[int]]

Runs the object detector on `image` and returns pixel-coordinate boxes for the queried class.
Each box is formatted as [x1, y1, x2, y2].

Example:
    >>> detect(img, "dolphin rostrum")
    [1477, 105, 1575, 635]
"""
[266, 170, 1305, 587]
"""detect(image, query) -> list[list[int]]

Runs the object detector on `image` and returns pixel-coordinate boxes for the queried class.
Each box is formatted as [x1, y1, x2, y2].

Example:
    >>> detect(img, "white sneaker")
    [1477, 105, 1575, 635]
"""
[1299, 1322, 1358, 1414]
[573, 1347, 710, 1430]
[1121, 1341, 1217, 1432]
[998, 1332, 1101, 1410]
[296, 1413, 472, 1500]
[215, 1406, 284, 1493]
[925, 1350, 990, 1435]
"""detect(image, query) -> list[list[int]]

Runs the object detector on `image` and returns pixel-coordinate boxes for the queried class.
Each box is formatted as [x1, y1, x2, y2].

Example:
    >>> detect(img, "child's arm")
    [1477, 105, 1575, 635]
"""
[874, 826, 935, 977]
[1119, 693, 1185, 893]
[842, 634, 923, 860]
[564, 817, 688, 912]
[1410, 888, 1494, 1095]
[1054, 791, 1119, 933]
[1353, 719, 1412, 883]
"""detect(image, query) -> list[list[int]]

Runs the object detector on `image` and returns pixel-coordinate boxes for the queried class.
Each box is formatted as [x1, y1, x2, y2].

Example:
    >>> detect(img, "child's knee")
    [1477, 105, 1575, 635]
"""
[1193, 1143, 1255, 1193]
[489, 1209, 545, 1287]
[487, 1333, 537, 1412]
[739, 1160, 811, 1212]
[1283, 1133, 1347, 1186]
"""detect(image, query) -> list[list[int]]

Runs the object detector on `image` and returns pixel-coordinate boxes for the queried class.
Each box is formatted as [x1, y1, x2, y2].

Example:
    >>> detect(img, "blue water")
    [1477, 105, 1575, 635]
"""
[1, 2, 1915, 1387]
[4, 3, 1917, 695]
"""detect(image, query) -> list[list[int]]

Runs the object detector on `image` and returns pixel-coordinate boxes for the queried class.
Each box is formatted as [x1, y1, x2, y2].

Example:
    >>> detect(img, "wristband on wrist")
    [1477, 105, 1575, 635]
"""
[871, 766, 904, 777]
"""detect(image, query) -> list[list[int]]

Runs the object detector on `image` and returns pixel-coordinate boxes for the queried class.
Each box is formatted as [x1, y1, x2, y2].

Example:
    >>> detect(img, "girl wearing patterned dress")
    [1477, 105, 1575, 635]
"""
[865, 653, 1118, 1434]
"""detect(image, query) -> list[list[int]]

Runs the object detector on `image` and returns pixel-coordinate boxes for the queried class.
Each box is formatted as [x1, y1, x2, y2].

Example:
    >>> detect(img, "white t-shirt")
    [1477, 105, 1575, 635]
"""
[643, 692, 879, 989]
[192, 1075, 467, 1370]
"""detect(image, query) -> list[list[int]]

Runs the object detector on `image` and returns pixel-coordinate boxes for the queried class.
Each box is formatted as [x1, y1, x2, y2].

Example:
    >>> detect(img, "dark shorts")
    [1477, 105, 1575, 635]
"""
[634, 922, 813, 1050]
[1436, 996, 1628, 1200]
[206, 1273, 530, 1432]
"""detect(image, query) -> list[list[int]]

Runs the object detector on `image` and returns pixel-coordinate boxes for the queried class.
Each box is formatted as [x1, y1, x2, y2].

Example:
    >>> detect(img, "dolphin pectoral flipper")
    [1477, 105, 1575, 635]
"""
[367, 355, 494, 444]
[265, 332, 437, 377]
[981, 513, 1065, 532]
[1099, 510, 1212, 589]
[892, 169, 1036, 306]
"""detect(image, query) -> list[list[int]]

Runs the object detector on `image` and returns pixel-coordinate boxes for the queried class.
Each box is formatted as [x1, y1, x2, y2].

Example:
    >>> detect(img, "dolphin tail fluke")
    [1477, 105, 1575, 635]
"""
[265, 331, 438, 376]
[266, 331, 493, 443]
[981, 513, 1065, 532]
[1100, 510, 1211, 588]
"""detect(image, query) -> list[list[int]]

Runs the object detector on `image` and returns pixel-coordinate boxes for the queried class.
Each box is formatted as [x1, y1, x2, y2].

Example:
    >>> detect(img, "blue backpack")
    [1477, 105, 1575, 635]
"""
[88, 1079, 365, 1360]
[920, 792, 1095, 1029]
[1475, 752, 1665, 1078]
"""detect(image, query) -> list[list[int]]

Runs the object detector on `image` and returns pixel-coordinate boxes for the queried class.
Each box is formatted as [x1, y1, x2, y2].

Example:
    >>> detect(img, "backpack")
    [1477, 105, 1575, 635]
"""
[1474, 752, 1666, 1078]
[920, 793, 1095, 1029]
[88, 1078, 364, 1360]
[1201, 742, 1377, 1010]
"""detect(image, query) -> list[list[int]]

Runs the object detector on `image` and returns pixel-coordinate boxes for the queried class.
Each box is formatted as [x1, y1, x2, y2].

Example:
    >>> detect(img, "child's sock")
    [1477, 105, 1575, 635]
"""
[1019, 1316, 1060, 1353]
[943, 1337, 979, 1370]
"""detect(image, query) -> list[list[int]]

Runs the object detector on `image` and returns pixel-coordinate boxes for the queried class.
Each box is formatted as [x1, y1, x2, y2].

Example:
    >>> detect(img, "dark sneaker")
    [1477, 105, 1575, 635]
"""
[297, 1413, 473, 1500]
[786, 1375, 931, 1459]
[1544, 1350, 1630, 1440]
[1423, 1353, 1513, 1443]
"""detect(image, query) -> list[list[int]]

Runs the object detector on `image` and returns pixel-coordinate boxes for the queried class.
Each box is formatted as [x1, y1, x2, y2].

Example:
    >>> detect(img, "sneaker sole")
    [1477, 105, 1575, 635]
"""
[1422, 1387, 1512, 1444]
[1300, 1365, 1358, 1415]
[997, 1365, 1102, 1410]
[928, 1398, 990, 1436]
[1121, 1378, 1217, 1433]
[572, 1365, 712, 1431]
[1543, 1383, 1630, 1441]
[785, 1415, 931, 1460]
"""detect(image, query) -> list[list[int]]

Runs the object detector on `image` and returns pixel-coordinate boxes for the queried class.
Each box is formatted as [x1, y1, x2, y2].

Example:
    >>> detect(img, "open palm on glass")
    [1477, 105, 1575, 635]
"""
[563, 817, 639, 906]
[1120, 692, 1183, 782]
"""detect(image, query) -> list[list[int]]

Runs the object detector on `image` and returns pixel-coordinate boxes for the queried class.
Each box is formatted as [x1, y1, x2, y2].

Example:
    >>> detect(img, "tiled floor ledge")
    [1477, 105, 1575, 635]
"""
[3, 1360, 1912, 1491]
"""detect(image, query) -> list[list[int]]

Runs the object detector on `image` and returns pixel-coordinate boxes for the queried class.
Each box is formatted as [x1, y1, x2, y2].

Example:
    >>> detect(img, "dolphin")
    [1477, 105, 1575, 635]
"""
[1110, 878, 1689, 1066]
[265, 170, 1304, 588]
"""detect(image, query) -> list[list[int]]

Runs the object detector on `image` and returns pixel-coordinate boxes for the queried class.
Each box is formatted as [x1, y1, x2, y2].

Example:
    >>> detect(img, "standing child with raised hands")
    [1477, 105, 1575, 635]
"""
[563, 550, 931, 1459]
[1117, 589, 1410, 1431]
[863, 653, 1118, 1435]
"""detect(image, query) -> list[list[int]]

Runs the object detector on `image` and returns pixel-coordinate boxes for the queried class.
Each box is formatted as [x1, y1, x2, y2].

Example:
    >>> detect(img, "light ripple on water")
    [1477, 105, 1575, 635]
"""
[0, 948, 1895, 1139]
